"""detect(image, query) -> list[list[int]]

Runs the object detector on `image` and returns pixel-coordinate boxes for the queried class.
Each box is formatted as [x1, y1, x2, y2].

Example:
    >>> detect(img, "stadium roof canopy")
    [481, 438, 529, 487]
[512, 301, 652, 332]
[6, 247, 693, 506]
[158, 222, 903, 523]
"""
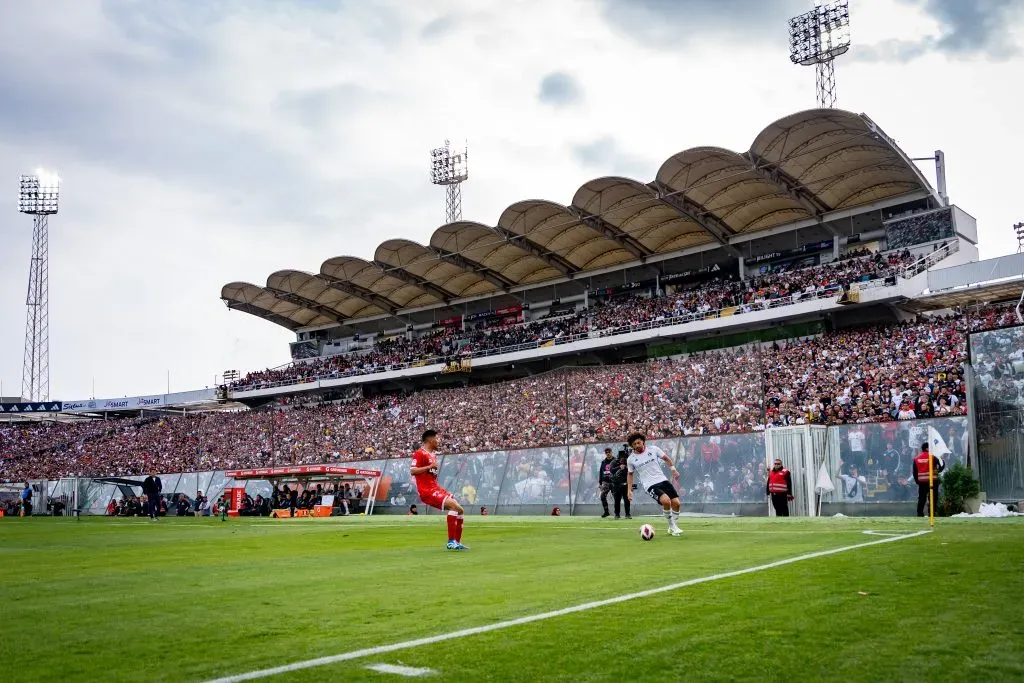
[223, 109, 937, 331]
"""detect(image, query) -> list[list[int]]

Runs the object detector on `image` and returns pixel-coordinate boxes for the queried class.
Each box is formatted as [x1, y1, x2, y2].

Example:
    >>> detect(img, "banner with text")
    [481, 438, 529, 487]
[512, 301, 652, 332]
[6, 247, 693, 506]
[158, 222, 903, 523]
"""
[61, 395, 166, 412]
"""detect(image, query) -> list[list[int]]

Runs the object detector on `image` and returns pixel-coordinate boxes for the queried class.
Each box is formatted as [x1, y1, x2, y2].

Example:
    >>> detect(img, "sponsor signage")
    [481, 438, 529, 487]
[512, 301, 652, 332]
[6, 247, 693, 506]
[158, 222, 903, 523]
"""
[592, 263, 735, 297]
[660, 263, 727, 285]
[0, 401, 63, 414]
[591, 280, 645, 297]
[747, 240, 835, 265]
[440, 358, 472, 374]
[464, 305, 523, 322]
[226, 465, 382, 479]
[61, 395, 165, 412]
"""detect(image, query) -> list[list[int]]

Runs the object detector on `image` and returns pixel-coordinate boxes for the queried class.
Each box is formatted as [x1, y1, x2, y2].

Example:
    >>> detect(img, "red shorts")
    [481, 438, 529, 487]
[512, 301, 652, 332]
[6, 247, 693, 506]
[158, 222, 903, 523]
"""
[418, 486, 453, 510]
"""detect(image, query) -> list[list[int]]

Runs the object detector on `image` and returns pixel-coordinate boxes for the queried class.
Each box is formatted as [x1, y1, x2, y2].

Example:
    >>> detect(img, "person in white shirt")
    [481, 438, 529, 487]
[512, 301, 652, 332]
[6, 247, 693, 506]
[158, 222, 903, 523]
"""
[625, 433, 683, 536]
[838, 466, 867, 503]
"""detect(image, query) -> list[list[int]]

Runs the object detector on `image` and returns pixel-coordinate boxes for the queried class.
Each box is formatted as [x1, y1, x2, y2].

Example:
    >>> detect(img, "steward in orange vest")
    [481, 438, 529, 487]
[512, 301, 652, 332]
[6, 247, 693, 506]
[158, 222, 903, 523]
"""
[911, 442, 945, 518]
[766, 459, 794, 517]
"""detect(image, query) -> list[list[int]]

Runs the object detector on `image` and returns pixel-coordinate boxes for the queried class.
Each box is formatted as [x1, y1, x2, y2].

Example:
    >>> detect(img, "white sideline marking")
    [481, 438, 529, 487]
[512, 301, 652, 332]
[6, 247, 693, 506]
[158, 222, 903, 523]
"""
[203, 529, 929, 683]
[365, 663, 435, 677]
[127, 520, 915, 535]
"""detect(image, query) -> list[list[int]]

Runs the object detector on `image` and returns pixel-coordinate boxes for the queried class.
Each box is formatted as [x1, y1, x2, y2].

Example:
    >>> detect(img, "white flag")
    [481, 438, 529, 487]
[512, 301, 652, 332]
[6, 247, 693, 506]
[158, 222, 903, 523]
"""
[815, 462, 835, 493]
[927, 426, 952, 463]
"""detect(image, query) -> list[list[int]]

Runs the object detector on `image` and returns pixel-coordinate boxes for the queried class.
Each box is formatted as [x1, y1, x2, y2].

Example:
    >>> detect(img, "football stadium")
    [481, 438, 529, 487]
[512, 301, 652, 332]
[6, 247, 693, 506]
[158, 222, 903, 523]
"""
[2, 2, 1024, 682]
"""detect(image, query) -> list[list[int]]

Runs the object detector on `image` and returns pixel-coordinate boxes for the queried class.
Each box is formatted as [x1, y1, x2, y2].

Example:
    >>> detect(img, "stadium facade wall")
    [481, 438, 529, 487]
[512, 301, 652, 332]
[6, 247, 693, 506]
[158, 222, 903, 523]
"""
[952, 206, 979, 245]
[927, 252, 1024, 295]
[49, 416, 970, 518]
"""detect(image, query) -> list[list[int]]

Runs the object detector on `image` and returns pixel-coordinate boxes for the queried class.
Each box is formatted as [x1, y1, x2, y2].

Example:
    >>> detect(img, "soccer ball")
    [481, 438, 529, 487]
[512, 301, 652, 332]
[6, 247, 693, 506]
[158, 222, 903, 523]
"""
[640, 524, 655, 541]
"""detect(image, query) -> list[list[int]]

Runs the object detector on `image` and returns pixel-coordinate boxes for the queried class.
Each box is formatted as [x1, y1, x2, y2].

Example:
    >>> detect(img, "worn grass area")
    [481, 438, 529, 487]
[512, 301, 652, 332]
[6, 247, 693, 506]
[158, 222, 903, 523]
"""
[1, 515, 1021, 682]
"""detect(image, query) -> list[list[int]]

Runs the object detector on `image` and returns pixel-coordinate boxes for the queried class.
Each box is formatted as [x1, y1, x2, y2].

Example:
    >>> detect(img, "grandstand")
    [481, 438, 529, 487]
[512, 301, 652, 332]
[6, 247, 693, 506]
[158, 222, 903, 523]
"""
[220, 109, 982, 399]
[4, 108, 1023, 517]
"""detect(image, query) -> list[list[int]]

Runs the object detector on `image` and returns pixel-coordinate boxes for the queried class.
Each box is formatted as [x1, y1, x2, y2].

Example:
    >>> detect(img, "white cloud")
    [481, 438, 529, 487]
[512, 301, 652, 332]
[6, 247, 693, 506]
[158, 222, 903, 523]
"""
[0, 0, 1021, 399]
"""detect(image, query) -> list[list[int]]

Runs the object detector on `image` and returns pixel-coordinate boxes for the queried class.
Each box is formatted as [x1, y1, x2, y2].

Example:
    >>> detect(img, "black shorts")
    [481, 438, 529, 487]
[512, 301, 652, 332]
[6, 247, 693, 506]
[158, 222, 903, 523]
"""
[647, 481, 678, 502]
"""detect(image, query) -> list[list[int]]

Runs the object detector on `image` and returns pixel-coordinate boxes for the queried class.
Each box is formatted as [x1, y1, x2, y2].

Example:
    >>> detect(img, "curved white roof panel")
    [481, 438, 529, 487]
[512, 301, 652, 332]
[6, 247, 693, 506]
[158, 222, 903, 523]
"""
[223, 110, 935, 330]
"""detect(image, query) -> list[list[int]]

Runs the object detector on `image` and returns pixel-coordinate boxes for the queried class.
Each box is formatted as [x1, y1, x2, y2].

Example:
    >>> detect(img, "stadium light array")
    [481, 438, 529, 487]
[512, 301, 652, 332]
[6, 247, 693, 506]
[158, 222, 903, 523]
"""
[430, 140, 468, 186]
[789, 0, 851, 66]
[789, 0, 851, 109]
[429, 140, 468, 224]
[19, 169, 61, 215]
[1014, 221, 1024, 252]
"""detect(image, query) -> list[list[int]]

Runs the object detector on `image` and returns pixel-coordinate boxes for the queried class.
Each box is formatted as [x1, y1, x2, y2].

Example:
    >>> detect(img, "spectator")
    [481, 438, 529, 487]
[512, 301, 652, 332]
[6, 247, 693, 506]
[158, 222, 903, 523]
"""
[19, 483, 32, 517]
[838, 466, 867, 503]
[175, 494, 190, 517]
[0, 304, 1016, 483]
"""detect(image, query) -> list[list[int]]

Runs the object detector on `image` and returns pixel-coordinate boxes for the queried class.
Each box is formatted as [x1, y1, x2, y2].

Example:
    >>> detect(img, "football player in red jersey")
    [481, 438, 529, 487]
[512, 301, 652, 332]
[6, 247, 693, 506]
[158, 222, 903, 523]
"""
[410, 429, 467, 550]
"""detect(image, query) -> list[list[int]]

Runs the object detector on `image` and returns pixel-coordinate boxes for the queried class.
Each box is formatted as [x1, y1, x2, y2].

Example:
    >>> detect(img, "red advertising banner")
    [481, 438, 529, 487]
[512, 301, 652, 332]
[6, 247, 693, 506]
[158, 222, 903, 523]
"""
[225, 465, 382, 479]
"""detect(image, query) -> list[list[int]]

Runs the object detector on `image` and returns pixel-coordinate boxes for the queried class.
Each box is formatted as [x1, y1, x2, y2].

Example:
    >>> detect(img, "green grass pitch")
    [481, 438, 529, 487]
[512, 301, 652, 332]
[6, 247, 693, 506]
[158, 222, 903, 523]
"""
[1, 515, 1022, 682]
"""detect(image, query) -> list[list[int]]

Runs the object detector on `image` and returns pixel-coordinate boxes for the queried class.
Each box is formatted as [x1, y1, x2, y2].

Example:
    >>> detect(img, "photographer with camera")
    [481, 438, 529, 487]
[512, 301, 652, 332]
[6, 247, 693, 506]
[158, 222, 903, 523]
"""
[611, 447, 632, 519]
[597, 448, 615, 518]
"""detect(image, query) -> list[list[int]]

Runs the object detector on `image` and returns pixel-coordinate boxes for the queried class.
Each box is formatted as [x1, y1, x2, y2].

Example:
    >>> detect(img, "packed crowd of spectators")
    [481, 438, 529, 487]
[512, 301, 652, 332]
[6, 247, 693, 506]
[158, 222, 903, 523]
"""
[764, 316, 971, 426]
[970, 321, 1024, 443]
[971, 324, 1024, 406]
[233, 249, 914, 390]
[2, 303, 1018, 482]
[885, 209, 955, 250]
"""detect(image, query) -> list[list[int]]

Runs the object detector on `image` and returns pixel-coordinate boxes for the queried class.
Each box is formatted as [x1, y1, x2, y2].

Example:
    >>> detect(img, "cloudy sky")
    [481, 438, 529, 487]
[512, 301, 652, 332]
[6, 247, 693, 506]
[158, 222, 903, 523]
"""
[0, 0, 1022, 401]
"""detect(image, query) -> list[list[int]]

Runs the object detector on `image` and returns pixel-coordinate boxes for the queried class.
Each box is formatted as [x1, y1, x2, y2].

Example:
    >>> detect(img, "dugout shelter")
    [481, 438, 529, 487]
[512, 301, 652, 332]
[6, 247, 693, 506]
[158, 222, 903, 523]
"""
[224, 465, 384, 516]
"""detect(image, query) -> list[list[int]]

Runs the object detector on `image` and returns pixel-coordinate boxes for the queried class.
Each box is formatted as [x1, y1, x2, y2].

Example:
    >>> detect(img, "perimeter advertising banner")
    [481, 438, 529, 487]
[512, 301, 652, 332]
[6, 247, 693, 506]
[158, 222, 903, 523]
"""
[61, 395, 165, 413]
[0, 401, 63, 414]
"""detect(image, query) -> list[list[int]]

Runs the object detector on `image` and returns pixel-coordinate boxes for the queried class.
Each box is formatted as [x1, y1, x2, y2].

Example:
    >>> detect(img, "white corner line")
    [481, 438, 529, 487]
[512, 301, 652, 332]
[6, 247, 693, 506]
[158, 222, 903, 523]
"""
[203, 529, 931, 683]
[365, 663, 436, 677]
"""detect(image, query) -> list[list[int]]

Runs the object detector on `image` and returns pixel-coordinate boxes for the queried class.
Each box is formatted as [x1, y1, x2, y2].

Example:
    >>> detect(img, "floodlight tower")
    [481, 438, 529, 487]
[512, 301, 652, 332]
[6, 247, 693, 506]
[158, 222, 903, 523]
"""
[430, 140, 468, 224]
[18, 170, 60, 401]
[789, 0, 851, 109]
[1015, 222, 1024, 253]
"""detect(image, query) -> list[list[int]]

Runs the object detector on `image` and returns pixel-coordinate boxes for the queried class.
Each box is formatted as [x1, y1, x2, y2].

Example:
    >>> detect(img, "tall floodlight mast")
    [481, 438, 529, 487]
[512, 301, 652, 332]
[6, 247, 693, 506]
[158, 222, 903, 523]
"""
[430, 140, 468, 224]
[18, 170, 60, 401]
[789, 0, 851, 108]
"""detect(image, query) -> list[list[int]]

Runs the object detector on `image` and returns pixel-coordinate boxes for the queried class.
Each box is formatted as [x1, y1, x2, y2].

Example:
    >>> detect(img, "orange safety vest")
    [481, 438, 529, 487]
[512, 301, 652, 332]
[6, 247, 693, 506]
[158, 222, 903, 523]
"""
[768, 469, 790, 494]
[914, 453, 936, 484]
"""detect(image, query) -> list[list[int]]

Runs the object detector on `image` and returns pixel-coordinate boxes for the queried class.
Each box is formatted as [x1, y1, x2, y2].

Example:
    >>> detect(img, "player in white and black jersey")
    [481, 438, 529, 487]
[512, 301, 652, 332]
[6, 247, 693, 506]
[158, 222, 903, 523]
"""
[625, 432, 683, 536]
